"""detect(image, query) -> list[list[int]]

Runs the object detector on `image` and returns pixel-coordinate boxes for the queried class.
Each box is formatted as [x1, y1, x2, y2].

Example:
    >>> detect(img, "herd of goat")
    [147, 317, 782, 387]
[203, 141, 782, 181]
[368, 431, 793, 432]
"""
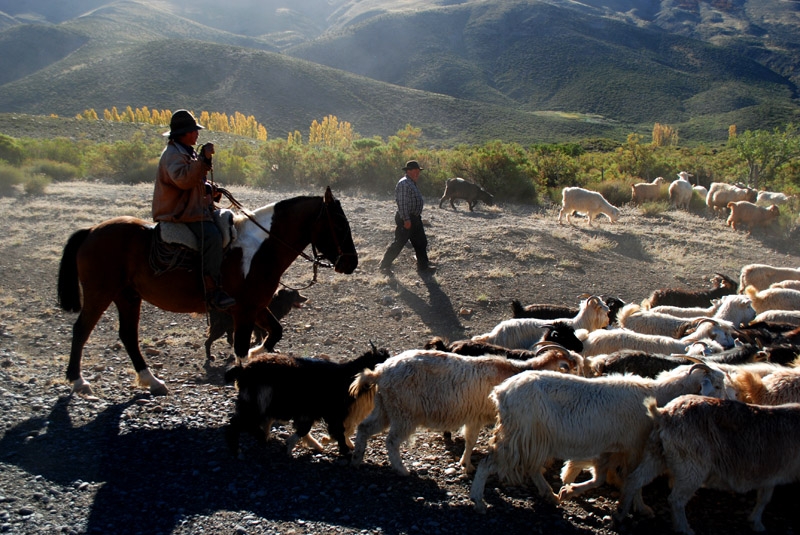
[220, 262, 800, 535]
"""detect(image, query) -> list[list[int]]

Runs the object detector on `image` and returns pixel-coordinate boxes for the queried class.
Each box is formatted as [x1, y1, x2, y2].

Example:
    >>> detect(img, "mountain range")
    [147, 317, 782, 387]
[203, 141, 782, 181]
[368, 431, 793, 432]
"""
[0, 0, 797, 145]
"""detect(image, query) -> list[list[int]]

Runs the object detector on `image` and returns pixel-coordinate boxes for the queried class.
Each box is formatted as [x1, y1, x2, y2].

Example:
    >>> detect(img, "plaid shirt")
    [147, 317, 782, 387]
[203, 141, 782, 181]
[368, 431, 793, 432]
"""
[395, 175, 424, 222]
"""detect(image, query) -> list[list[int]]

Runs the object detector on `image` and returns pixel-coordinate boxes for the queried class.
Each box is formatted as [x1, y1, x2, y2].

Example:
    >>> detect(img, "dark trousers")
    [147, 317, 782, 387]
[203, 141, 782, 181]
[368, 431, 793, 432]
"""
[186, 220, 224, 279]
[380, 212, 429, 269]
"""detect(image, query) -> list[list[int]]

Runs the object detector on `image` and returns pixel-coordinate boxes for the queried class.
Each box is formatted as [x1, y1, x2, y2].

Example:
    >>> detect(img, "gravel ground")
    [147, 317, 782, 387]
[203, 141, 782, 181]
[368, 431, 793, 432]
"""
[1, 178, 799, 535]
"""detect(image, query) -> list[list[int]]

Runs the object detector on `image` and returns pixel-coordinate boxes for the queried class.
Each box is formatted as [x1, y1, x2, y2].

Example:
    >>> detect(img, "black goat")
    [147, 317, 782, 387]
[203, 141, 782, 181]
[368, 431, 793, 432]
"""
[642, 273, 737, 309]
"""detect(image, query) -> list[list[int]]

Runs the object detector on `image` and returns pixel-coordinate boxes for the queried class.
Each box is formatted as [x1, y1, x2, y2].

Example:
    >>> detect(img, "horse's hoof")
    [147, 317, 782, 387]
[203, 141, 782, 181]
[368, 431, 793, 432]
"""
[71, 378, 94, 396]
[150, 383, 169, 396]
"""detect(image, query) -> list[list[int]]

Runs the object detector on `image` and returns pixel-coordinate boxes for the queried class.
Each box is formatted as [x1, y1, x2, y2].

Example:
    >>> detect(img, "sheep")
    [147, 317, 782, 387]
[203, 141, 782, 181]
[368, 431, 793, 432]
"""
[558, 187, 620, 226]
[473, 296, 609, 349]
[641, 272, 737, 309]
[726, 201, 780, 232]
[469, 363, 730, 514]
[668, 171, 693, 210]
[751, 309, 800, 326]
[706, 182, 757, 214]
[578, 328, 724, 357]
[745, 285, 800, 313]
[438, 177, 494, 211]
[204, 288, 307, 360]
[223, 344, 391, 457]
[616, 395, 800, 534]
[692, 184, 708, 199]
[349, 346, 580, 475]
[739, 263, 800, 292]
[756, 190, 792, 206]
[631, 176, 666, 204]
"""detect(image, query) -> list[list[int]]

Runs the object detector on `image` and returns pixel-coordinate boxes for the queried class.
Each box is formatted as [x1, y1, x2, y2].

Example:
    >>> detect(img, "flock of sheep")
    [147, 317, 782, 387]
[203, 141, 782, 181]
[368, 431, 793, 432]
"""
[558, 171, 795, 232]
[224, 261, 800, 535]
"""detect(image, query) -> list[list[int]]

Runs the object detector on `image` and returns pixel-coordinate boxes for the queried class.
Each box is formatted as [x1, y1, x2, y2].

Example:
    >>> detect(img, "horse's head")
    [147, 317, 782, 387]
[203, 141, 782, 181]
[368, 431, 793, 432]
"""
[315, 187, 358, 274]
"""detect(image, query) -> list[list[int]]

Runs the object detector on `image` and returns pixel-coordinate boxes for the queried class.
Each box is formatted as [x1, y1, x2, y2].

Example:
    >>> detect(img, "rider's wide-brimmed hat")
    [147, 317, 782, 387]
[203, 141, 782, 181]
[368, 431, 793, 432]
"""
[163, 109, 204, 137]
[402, 160, 424, 171]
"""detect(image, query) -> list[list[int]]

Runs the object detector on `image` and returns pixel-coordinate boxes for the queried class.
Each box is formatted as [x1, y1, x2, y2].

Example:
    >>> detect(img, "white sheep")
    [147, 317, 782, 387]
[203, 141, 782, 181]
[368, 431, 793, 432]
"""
[631, 176, 666, 204]
[469, 363, 730, 514]
[744, 285, 800, 313]
[740, 264, 800, 292]
[726, 201, 780, 232]
[558, 187, 620, 226]
[349, 346, 580, 475]
[668, 171, 693, 210]
[756, 190, 792, 206]
[472, 296, 609, 349]
[706, 182, 757, 214]
[616, 395, 800, 534]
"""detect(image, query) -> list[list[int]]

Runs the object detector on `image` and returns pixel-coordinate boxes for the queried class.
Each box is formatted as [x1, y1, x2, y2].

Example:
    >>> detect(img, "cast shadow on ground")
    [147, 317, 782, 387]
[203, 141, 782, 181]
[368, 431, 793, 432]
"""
[393, 273, 465, 342]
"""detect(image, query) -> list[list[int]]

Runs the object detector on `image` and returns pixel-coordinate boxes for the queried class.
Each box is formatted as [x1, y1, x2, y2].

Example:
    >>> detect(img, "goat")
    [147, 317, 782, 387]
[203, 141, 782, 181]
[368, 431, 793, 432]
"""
[669, 172, 693, 210]
[204, 288, 307, 360]
[731, 367, 800, 405]
[620, 295, 754, 338]
[740, 263, 800, 292]
[469, 363, 730, 514]
[558, 187, 620, 226]
[512, 295, 626, 326]
[751, 309, 800, 327]
[631, 176, 666, 204]
[578, 327, 725, 357]
[756, 190, 792, 206]
[426, 321, 584, 358]
[473, 296, 609, 349]
[438, 177, 494, 211]
[224, 344, 391, 457]
[726, 201, 780, 232]
[350, 346, 580, 475]
[641, 272, 737, 309]
[616, 395, 800, 534]
[745, 285, 800, 314]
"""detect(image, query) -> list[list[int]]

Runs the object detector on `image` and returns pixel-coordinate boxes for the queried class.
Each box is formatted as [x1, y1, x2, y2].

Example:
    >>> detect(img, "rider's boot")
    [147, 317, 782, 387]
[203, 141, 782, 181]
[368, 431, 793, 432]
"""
[204, 275, 236, 311]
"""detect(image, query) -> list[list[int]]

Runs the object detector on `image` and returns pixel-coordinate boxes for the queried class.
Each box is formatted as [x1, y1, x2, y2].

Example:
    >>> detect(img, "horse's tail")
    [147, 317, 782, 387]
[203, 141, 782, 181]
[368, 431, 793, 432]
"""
[57, 228, 90, 312]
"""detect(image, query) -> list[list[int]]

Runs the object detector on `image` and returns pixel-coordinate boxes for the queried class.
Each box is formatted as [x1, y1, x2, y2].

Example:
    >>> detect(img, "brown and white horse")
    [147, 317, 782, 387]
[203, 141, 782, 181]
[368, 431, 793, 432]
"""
[57, 187, 357, 396]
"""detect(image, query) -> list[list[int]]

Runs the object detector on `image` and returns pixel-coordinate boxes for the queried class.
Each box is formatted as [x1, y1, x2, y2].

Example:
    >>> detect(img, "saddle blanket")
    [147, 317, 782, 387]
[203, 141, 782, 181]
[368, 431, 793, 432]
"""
[157, 209, 237, 250]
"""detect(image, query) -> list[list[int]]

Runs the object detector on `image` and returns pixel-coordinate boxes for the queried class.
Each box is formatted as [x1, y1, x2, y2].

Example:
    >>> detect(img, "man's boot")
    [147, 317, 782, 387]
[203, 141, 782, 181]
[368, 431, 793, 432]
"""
[204, 275, 236, 310]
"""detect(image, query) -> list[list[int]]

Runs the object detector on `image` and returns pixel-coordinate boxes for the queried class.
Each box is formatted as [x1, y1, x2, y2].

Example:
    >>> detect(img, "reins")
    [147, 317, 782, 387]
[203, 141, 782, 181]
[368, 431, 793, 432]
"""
[215, 186, 337, 288]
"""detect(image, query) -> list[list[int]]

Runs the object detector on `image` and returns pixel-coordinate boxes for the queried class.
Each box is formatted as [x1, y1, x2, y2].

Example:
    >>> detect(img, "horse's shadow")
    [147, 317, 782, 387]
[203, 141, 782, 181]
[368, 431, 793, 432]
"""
[0, 396, 465, 535]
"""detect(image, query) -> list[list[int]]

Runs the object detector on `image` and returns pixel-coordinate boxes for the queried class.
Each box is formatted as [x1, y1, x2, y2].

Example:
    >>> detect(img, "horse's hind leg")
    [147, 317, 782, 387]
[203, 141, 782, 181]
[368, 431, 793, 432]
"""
[116, 291, 168, 396]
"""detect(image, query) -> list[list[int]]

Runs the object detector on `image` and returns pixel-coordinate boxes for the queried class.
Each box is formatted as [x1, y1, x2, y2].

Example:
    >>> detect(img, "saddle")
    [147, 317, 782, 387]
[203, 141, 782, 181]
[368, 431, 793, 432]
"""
[150, 209, 237, 274]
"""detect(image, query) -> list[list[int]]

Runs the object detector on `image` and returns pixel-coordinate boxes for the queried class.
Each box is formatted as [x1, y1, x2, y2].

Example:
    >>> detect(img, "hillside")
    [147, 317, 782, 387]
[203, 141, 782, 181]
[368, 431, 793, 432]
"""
[0, 0, 797, 145]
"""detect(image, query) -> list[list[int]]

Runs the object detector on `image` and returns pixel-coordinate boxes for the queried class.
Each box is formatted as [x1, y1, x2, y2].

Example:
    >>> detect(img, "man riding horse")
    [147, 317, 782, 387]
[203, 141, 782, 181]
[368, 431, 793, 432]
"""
[153, 109, 235, 310]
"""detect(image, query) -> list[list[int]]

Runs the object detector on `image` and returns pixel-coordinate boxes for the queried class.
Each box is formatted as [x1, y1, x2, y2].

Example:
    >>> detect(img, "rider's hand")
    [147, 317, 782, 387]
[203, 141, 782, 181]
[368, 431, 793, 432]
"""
[200, 142, 215, 158]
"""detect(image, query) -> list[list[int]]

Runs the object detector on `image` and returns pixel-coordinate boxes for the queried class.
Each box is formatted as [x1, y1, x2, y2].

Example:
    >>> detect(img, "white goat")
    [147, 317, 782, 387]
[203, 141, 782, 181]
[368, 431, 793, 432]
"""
[631, 176, 666, 204]
[751, 309, 800, 326]
[692, 184, 708, 199]
[469, 363, 730, 514]
[739, 263, 800, 292]
[731, 367, 800, 405]
[770, 279, 800, 291]
[669, 171, 693, 210]
[558, 187, 620, 226]
[619, 295, 754, 338]
[349, 346, 580, 476]
[616, 395, 800, 534]
[472, 296, 609, 349]
[756, 190, 791, 206]
[578, 327, 725, 357]
[745, 285, 800, 313]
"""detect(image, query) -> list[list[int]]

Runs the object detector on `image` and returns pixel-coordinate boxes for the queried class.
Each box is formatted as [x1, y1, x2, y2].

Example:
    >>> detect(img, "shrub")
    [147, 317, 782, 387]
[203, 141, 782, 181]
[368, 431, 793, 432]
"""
[27, 159, 81, 181]
[594, 180, 630, 207]
[0, 162, 24, 196]
[0, 134, 24, 165]
[639, 201, 669, 216]
[23, 173, 51, 195]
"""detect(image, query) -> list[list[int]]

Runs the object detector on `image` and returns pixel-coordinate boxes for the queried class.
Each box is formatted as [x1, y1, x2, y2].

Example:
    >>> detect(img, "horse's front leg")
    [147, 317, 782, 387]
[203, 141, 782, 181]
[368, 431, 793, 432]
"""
[116, 293, 168, 396]
[233, 315, 256, 366]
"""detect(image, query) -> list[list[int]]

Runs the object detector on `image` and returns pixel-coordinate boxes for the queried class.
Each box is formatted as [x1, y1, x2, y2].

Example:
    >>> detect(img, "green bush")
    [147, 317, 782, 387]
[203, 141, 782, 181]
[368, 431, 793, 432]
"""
[595, 180, 630, 207]
[23, 173, 51, 195]
[27, 159, 81, 181]
[0, 134, 24, 165]
[0, 162, 24, 196]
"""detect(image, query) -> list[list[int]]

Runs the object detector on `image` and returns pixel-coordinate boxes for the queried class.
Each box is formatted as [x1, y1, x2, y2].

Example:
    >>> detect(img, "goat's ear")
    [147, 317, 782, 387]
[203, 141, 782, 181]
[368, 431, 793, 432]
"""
[324, 186, 334, 203]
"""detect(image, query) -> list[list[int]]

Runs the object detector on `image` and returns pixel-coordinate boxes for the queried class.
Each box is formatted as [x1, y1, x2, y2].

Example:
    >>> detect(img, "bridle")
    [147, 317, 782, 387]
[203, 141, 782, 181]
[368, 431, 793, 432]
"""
[216, 187, 352, 288]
